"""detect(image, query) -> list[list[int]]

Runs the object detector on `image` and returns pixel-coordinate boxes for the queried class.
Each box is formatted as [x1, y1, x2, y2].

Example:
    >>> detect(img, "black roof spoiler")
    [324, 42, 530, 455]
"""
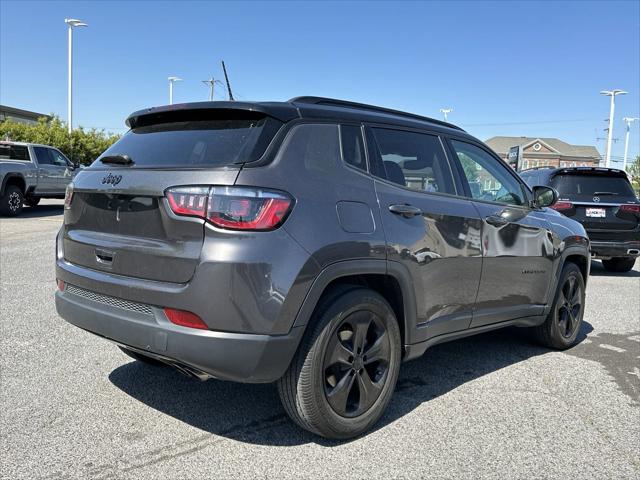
[125, 101, 300, 128]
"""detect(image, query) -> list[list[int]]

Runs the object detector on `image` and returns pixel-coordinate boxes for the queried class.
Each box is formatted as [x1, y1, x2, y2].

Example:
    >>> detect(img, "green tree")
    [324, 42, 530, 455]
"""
[628, 155, 640, 195]
[0, 116, 120, 165]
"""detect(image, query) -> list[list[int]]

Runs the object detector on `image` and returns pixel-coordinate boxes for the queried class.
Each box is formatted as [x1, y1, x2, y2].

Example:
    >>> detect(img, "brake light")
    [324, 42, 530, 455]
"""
[166, 186, 293, 231]
[551, 201, 573, 211]
[619, 204, 640, 215]
[164, 308, 209, 330]
[166, 187, 208, 217]
[64, 183, 74, 209]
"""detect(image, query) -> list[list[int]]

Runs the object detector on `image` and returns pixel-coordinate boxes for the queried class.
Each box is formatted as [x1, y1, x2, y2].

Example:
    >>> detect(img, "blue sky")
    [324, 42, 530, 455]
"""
[1, 0, 639, 164]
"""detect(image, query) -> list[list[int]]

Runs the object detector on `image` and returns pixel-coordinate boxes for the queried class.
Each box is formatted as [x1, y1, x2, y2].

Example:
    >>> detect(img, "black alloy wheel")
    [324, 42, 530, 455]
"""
[323, 310, 391, 418]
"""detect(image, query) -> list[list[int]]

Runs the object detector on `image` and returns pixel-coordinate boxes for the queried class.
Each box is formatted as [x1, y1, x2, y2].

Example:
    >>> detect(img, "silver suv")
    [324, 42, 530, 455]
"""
[56, 97, 590, 439]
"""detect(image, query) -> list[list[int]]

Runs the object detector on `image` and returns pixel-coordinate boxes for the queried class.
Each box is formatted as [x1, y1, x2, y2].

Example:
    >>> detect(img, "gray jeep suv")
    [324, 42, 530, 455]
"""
[55, 97, 590, 439]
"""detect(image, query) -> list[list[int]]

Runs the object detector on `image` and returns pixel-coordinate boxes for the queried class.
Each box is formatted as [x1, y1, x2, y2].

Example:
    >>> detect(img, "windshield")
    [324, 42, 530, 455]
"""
[551, 173, 635, 197]
[93, 116, 280, 168]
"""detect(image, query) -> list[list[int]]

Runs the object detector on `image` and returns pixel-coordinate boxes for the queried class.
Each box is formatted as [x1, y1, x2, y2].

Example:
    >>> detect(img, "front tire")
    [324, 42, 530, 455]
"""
[0, 185, 24, 216]
[277, 287, 401, 439]
[602, 257, 636, 273]
[532, 262, 585, 350]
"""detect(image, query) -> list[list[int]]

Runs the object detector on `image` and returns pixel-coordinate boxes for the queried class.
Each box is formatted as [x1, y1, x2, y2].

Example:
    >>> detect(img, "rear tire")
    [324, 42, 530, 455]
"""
[602, 257, 636, 273]
[0, 185, 24, 216]
[277, 287, 401, 439]
[25, 196, 40, 207]
[119, 346, 165, 366]
[532, 262, 585, 350]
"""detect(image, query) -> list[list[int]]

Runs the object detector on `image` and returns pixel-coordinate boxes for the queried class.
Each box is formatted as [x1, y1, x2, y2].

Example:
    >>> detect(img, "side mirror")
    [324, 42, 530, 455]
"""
[532, 185, 558, 208]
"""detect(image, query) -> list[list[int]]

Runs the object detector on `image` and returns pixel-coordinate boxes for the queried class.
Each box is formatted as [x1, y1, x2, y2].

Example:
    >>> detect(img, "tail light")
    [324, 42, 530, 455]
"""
[619, 204, 640, 216]
[64, 183, 74, 209]
[164, 308, 209, 330]
[551, 201, 573, 211]
[166, 186, 293, 231]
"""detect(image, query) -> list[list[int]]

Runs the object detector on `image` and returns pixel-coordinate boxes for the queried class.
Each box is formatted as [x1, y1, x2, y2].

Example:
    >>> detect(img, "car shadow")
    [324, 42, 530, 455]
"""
[589, 260, 640, 277]
[13, 204, 64, 219]
[108, 321, 593, 446]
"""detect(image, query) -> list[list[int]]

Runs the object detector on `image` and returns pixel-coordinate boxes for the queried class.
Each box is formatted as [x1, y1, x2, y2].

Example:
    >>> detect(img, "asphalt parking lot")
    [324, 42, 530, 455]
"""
[1, 199, 639, 480]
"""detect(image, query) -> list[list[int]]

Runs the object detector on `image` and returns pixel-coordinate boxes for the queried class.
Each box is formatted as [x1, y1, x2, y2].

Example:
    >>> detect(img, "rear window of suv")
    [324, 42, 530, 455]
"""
[94, 114, 281, 168]
[550, 172, 635, 197]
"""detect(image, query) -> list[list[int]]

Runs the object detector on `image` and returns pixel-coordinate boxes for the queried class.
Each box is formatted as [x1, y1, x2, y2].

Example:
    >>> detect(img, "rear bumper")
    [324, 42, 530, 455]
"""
[589, 240, 640, 258]
[55, 287, 304, 383]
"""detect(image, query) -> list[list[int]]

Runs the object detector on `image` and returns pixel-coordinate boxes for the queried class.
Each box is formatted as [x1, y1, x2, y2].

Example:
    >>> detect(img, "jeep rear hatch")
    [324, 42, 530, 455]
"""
[62, 106, 289, 283]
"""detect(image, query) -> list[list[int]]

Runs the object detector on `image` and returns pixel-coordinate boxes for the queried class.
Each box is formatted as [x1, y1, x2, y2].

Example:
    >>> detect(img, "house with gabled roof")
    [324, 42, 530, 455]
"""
[485, 136, 601, 170]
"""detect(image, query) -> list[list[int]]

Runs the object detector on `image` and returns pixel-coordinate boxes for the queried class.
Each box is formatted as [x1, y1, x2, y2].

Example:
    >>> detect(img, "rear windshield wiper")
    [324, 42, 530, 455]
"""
[593, 191, 619, 196]
[100, 154, 134, 165]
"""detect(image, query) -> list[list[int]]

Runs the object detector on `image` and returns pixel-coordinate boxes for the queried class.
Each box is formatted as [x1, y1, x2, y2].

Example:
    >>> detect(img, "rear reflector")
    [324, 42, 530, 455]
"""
[166, 186, 293, 231]
[163, 308, 209, 330]
[551, 201, 573, 211]
[57, 279, 65, 291]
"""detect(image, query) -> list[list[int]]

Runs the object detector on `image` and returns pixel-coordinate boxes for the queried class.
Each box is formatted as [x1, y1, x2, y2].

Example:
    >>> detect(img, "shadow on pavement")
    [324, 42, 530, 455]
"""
[109, 321, 594, 446]
[589, 260, 640, 278]
[8, 204, 64, 219]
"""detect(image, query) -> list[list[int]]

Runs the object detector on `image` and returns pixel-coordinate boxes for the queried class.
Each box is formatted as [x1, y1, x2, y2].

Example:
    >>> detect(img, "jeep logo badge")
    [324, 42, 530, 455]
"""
[102, 173, 122, 186]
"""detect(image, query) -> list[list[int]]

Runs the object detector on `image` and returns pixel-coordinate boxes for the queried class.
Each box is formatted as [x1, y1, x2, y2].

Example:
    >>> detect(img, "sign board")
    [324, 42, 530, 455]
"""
[507, 146, 521, 171]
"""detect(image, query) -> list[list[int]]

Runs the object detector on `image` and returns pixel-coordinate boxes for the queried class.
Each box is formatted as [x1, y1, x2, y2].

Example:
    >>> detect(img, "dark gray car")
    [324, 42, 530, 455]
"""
[55, 97, 590, 439]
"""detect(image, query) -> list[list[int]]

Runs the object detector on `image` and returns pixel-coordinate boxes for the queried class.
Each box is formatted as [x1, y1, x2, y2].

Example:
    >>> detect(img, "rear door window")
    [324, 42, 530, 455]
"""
[551, 173, 635, 197]
[33, 146, 54, 165]
[94, 114, 281, 168]
[370, 128, 456, 195]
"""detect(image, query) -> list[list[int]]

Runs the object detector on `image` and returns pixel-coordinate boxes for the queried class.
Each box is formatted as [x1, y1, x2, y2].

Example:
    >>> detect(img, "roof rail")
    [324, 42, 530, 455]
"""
[289, 96, 464, 131]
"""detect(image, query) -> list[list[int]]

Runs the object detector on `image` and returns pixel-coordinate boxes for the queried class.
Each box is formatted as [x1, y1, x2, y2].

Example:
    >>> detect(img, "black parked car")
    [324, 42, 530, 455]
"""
[56, 97, 590, 439]
[520, 166, 639, 272]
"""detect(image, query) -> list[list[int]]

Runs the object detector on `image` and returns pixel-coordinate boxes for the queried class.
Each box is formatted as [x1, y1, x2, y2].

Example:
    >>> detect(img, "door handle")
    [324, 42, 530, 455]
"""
[485, 214, 509, 227]
[389, 204, 422, 218]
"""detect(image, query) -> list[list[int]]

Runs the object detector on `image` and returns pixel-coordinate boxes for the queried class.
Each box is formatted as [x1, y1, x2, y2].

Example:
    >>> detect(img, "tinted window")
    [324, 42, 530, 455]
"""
[278, 123, 341, 174]
[94, 115, 280, 168]
[551, 173, 635, 197]
[451, 140, 525, 206]
[33, 146, 54, 165]
[340, 125, 366, 171]
[0, 144, 30, 161]
[371, 128, 455, 194]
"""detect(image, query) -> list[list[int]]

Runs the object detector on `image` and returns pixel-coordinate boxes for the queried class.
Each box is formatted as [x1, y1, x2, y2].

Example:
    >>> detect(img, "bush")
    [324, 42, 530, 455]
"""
[0, 116, 120, 165]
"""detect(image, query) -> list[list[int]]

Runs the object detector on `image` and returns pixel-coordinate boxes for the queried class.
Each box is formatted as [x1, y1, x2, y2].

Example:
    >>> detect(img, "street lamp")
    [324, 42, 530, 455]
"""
[600, 89, 627, 167]
[168, 76, 182, 105]
[622, 117, 639, 171]
[65, 18, 88, 134]
[440, 108, 453, 122]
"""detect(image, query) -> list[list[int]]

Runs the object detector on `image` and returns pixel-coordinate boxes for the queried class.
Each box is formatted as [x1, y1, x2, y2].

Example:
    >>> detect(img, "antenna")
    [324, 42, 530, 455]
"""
[221, 60, 234, 101]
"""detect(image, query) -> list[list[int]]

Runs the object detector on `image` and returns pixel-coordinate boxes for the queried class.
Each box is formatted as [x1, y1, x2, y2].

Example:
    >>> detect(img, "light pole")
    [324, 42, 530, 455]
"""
[168, 76, 182, 104]
[600, 89, 627, 167]
[622, 117, 639, 171]
[65, 18, 87, 134]
[439, 108, 453, 122]
[202, 77, 218, 101]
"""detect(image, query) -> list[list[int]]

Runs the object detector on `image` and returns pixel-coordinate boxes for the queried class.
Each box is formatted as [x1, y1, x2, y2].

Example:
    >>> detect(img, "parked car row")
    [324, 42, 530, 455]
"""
[0, 141, 80, 216]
